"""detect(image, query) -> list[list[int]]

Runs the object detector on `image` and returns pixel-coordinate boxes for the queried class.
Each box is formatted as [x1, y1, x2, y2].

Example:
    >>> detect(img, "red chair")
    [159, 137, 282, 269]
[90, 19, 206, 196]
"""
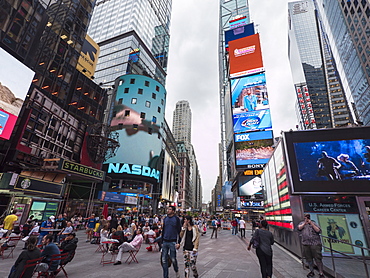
[1, 235, 22, 259]
[37, 253, 69, 278]
[19, 257, 42, 278]
[125, 245, 141, 264]
[147, 235, 159, 251]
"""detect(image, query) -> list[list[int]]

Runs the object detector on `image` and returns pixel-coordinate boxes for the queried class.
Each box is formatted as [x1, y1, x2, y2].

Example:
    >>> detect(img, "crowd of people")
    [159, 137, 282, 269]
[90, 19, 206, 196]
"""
[0, 207, 327, 278]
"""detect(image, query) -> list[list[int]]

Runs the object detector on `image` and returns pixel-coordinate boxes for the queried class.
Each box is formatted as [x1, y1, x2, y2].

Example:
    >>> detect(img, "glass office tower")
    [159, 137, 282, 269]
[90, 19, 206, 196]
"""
[315, 0, 370, 126]
[88, 0, 172, 86]
[288, 0, 353, 129]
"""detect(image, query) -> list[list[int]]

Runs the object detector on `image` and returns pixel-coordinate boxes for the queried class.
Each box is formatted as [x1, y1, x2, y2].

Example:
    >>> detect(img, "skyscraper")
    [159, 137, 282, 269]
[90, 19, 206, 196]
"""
[288, 0, 353, 130]
[88, 0, 172, 86]
[315, 0, 370, 126]
[172, 100, 192, 145]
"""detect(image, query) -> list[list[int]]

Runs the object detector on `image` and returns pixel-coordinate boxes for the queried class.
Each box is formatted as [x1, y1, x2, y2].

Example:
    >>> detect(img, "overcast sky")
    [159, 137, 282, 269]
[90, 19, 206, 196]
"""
[165, 0, 297, 203]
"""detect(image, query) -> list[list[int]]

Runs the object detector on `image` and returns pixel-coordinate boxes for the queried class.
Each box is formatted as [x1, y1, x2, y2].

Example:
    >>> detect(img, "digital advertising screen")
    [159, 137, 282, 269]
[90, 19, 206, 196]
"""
[0, 47, 34, 140]
[104, 75, 165, 184]
[284, 127, 370, 194]
[238, 176, 263, 196]
[235, 130, 274, 167]
[229, 33, 264, 78]
[231, 73, 271, 133]
[224, 23, 255, 48]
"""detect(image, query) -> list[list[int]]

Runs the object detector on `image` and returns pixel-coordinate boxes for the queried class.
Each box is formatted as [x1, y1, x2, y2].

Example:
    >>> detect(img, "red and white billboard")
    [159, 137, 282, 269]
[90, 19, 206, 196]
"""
[229, 33, 264, 78]
[0, 47, 34, 140]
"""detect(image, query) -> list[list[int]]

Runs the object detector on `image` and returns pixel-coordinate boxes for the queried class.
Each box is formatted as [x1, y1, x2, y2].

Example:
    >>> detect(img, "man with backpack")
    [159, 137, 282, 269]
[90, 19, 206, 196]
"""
[210, 216, 218, 239]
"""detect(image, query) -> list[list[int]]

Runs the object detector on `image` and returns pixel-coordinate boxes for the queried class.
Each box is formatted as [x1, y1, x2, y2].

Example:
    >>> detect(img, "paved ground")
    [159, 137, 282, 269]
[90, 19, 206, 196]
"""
[1, 226, 367, 278]
[0, 227, 318, 278]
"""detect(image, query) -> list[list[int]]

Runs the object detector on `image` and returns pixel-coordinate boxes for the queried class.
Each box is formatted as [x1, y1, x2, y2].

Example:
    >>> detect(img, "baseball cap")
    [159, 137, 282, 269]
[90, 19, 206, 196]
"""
[49, 216, 55, 222]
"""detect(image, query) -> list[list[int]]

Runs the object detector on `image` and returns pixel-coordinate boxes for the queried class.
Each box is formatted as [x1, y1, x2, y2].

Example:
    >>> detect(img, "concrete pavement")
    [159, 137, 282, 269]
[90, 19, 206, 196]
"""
[0, 227, 332, 278]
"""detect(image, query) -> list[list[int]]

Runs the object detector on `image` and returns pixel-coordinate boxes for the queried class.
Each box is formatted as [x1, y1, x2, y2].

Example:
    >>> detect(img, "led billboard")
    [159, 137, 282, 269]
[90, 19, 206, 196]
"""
[225, 23, 255, 48]
[231, 73, 271, 132]
[104, 75, 165, 184]
[284, 127, 370, 194]
[229, 33, 264, 78]
[235, 130, 274, 167]
[0, 47, 34, 140]
[238, 176, 263, 196]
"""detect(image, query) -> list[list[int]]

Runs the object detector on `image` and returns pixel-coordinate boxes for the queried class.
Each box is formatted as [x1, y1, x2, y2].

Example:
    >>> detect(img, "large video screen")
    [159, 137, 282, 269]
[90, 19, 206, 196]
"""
[235, 130, 274, 167]
[224, 23, 255, 48]
[284, 127, 370, 193]
[104, 75, 165, 184]
[229, 33, 264, 78]
[0, 47, 34, 140]
[238, 176, 263, 196]
[231, 73, 271, 132]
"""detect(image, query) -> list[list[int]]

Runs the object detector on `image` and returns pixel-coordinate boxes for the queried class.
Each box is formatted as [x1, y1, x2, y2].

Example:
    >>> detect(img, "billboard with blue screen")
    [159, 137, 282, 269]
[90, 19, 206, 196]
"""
[284, 127, 370, 194]
[225, 23, 255, 48]
[235, 130, 274, 167]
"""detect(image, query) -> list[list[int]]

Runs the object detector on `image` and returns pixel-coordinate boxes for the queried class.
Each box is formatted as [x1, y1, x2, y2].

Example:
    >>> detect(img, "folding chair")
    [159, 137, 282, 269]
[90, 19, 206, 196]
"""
[37, 253, 69, 278]
[125, 247, 140, 264]
[95, 242, 107, 253]
[147, 235, 159, 251]
[1, 235, 22, 259]
[19, 257, 42, 278]
[54, 252, 74, 278]
[100, 248, 118, 266]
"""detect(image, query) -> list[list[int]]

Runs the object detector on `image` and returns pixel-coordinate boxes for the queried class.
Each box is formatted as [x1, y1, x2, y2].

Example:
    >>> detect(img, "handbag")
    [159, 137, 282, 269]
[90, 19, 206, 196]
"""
[252, 229, 260, 249]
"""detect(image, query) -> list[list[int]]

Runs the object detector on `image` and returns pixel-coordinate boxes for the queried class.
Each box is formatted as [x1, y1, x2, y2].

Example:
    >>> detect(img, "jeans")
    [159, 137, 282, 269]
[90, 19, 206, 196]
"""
[232, 226, 237, 235]
[240, 228, 245, 238]
[210, 227, 217, 239]
[161, 241, 179, 278]
[256, 248, 273, 278]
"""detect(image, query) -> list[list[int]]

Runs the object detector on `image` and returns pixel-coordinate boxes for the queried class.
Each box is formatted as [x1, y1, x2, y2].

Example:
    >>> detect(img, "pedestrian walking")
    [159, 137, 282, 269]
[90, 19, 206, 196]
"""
[248, 220, 274, 278]
[210, 216, 218, 239]
[298, 213, 325, 278]
[231, 218, 238, 235]
[180, 215, 200, 278]
[161, 206, 181, 278]
[239, 218, 246, 238]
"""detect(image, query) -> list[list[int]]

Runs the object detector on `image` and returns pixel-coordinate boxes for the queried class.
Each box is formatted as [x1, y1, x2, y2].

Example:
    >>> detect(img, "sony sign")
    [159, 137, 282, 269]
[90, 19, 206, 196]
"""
[107, 163, 160, 182]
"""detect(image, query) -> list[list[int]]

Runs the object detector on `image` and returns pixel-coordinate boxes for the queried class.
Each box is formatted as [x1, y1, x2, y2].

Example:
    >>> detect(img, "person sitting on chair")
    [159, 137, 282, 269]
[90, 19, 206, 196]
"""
[37, 234, 60, 272]
[60, 233, 78, 264]
[1, 226, 21, 253]
[113, 228, 143, 265]
[8, 236, 41, 278]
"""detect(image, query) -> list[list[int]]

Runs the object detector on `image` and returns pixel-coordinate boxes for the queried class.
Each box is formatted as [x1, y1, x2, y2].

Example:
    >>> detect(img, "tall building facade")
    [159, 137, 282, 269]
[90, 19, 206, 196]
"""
[0, 0, 113, 218]
[172, 100, 192, 144]
[288, 0, 353, 130]
[88, 0, 172, 86]
[315, 0, 370, 126]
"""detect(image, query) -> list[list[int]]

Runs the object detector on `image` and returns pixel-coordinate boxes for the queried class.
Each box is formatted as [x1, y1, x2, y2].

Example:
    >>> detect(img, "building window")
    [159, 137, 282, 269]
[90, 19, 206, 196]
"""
[113, 111, 117, 117]
[152, 93, 156, 99]
[152, 116, 157, 124]
[131, 98, 137, 104]
[124, 88, 129, 93]
[125, 110, 130, 116]
[158, 106, 161, 113]
[140, 112, 146, 119]
[145, 81, 150, 87]
[119, 80, 124, 86]
[161, 99, 164, 105]
[138, 88, 143, 94]
[130, 79, 135, 84]
[156, 86, 160, 92]
[145, 101, 151, 108]
[118, 98, 123, 104]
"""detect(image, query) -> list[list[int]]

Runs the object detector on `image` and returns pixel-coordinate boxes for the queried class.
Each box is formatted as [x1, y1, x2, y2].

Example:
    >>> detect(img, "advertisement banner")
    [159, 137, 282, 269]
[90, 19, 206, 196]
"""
[238, 176, 263, 196]
[233, 109, 272, 133]
[235, 130, 274, 166]
[0, 47, 34, 140]
[224, 23, 254, 48]
[76, 34, 100, 78]
[104, 75, 165, 184]
[14, 176, 63, 196]
[229, 34, 264, 78]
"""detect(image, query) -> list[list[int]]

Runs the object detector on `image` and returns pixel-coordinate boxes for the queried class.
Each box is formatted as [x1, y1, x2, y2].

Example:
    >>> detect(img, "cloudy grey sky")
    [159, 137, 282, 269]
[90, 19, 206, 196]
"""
[165, 0, 296, 203]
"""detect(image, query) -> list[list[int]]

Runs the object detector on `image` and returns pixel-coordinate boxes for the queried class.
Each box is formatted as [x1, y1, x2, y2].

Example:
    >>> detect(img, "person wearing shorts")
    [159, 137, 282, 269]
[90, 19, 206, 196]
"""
[85, 214, 97, 242]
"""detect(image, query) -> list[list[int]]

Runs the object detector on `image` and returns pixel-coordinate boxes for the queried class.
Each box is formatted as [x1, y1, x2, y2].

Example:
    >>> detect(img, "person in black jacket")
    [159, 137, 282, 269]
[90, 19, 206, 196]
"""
[60, 233, 78, 264]
[9, 236, 41, 278]
[248, 220, 274, 278]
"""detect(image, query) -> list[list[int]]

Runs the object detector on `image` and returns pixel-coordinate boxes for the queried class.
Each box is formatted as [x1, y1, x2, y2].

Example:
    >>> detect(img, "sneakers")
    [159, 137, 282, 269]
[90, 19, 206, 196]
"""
[113, 261, 121, 265]
[307, 271, 315, 277]
[175, 271, 180, 278]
